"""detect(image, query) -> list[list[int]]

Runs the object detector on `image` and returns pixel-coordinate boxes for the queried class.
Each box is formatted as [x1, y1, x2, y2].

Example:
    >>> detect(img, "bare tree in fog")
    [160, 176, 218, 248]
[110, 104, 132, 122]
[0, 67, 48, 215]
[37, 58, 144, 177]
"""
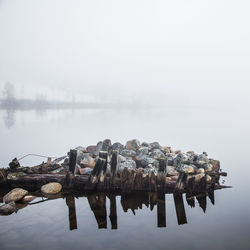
[1, 82, 16, 108]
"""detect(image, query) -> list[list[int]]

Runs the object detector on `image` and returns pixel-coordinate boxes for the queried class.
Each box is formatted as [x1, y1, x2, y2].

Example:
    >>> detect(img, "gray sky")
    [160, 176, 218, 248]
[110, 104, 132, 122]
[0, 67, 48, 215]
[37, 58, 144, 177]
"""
[0, 0, 249, 105]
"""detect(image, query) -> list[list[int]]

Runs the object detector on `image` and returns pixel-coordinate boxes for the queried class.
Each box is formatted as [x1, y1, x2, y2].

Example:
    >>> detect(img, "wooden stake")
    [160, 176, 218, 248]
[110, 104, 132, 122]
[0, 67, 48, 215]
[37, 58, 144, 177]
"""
[69, 149, 77, 174]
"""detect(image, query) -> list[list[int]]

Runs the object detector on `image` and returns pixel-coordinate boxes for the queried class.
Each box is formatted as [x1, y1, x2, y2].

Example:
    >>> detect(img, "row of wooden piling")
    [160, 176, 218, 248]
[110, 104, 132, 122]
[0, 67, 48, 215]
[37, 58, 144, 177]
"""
[68, 149, 221, 193]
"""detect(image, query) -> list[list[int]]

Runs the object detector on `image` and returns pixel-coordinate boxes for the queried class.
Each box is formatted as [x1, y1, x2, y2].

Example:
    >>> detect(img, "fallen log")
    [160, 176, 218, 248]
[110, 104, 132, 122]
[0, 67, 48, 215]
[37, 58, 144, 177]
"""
[0, 171, 231, 193]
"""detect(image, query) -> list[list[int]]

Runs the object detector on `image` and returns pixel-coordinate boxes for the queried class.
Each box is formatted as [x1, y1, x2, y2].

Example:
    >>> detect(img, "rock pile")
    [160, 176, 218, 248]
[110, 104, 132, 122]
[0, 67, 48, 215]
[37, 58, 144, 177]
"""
[72, 139, 220, 178]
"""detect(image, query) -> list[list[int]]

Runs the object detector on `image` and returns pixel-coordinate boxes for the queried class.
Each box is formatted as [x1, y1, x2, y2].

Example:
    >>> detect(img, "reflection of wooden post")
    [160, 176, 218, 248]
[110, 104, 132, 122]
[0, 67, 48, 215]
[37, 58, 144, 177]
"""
[69, 149, 77, 174]
[108, 194, 117, 229]
[149, 192, 157, 211]
[208, 189, 215, 205]
[173, 194, 187, 225]
[66, 196, 77, 230]
[196, 193, 207, 213]
[157, 193, 166, 228]
[87, 194, 107, 229]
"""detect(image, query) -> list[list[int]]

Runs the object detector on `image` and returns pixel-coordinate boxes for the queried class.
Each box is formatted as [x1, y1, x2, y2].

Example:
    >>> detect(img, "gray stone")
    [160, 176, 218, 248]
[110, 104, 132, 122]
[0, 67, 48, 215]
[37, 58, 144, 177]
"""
[3, 188, 28, 203]
[125, 139, 140, 151]
[166, 166, 179, 176]
[144, 164, 158, 174]
[177, 164, 195, 174]
[141, 142, 149, 147]
[195, 154, 209, 165]
[149, 149, 165, 159]
[118, 159, 137, 173]
[112, 142, 124, 151]
[173, 153, 191, 167]
[149, 142, 162, 151]
[0, 202, 17, 215]
[80, 153, 96, 168]
[137, 146, 149, 155]
[135, 155, 158, 168]
[75, 146, 86, 152]
[86, 145, 97, 155]
[41, 182, 62, 194]
[101, 139, 112, 151]
[165, 153, 175, 165]
[200, 163, 213, 172]
[120, 149, 136, 158]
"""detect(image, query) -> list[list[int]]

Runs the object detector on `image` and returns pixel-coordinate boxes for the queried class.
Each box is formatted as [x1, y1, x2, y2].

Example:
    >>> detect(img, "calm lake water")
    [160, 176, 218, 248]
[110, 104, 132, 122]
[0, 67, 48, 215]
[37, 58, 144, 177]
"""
[0, 105, 249, 250]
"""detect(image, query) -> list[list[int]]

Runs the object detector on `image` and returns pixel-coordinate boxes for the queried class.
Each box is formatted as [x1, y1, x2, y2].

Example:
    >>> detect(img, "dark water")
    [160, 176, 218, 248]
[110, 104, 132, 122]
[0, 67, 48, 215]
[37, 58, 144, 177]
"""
[0, 106, 250, 250]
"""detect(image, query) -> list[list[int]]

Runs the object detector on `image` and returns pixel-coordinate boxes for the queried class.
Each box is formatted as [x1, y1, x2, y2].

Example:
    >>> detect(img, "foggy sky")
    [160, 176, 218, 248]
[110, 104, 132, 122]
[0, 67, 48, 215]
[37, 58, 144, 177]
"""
[0, 0, 249, 105]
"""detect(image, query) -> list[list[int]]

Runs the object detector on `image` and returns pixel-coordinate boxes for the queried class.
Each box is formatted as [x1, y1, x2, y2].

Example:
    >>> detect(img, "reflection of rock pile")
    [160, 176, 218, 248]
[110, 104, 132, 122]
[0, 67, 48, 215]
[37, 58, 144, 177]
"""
[0, 139, 229, 193]
[0, 190, 220, 229]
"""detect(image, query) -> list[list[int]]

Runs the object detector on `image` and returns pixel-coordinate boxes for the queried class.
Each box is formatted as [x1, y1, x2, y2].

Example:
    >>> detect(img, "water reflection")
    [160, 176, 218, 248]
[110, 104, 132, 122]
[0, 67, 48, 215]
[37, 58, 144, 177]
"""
[2, 109, 15, 128]
[0, 190, 220, 230]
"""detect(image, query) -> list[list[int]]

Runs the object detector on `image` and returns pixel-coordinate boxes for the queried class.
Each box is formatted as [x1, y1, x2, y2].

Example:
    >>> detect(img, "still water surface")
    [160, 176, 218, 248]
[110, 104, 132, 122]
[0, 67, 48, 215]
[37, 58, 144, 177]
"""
[0, 105, 249, 250]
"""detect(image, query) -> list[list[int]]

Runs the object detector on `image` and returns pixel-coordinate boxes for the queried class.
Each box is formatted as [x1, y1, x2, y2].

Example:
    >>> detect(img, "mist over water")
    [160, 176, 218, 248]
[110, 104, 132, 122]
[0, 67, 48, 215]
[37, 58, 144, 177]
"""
[0, 1, 250, 250]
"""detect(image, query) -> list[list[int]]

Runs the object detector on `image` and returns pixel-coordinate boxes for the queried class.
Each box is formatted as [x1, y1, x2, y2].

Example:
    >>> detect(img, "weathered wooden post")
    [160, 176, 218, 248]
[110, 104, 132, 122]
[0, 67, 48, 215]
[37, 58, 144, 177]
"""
[173, 194, 187, 225]
[174, 172, 187, 194]
[66, 195, 77, 230]
[158, 158, 167, 191]
[157, 193, 166, 227]
[110, 150, 118, 189]
[69, 149, 77, 174]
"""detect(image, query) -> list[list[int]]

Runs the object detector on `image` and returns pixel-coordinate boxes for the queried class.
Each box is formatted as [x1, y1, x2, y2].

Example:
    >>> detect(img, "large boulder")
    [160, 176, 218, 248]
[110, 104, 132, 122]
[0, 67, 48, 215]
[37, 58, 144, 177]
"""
[125, 139, 140, 151]
[3, 188, 28, 203]
[41, 182, 62, 194]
